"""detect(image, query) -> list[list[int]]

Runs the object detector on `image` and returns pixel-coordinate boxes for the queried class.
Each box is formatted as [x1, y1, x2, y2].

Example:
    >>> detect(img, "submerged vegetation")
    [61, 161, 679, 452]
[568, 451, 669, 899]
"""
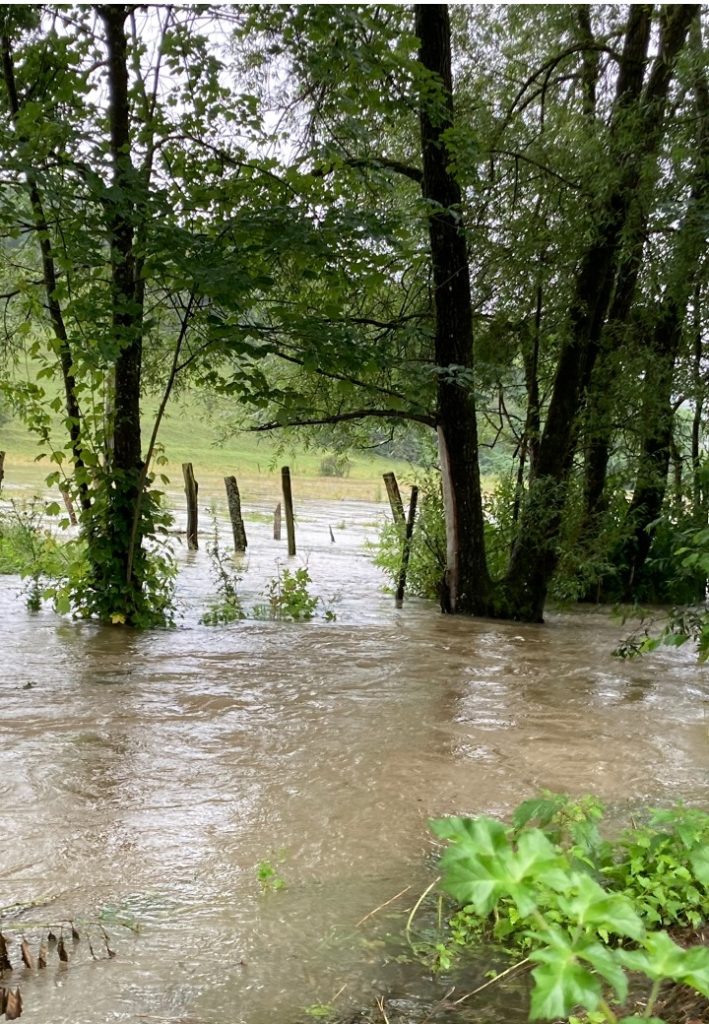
[420, 794, 709, 1024]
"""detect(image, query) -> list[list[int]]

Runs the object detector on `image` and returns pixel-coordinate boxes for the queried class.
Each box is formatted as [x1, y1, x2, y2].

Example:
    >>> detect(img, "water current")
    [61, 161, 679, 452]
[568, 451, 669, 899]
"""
[1, 499, 707, 1024]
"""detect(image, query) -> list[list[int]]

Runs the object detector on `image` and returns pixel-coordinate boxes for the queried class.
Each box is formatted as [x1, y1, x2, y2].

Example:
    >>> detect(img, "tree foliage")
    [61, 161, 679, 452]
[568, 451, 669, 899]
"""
[0, 4, 707, 625]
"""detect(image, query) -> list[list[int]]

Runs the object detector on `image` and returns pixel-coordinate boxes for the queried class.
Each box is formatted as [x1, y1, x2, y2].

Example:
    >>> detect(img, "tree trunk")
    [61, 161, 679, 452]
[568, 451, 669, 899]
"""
[503, 5, 697, 621]
[97, 4, 145, 622]
[0, 31, 89, 509]
[691, 285, 706, 519]
[617, 23, 709, 598]
[415, 3, 494, 616]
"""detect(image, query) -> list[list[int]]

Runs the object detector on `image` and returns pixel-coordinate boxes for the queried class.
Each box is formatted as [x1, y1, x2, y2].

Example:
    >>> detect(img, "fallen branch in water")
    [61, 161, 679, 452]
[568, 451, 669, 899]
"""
[451, 956, 531, 1004]
[375, 995, 390, 1024]
[355, 886, 411, 928]
[404, 877, 440, 949]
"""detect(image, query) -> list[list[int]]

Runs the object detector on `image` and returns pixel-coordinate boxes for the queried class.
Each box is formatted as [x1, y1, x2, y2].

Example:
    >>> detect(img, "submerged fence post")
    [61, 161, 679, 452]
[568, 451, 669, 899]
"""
[383, 472, 405, 525]
[182, 462, 199, 550]
[395, 485, 419, 608]
[273, 501, 282, 541]
[281, 466, 296, 556]
[224, 475, 247, 553]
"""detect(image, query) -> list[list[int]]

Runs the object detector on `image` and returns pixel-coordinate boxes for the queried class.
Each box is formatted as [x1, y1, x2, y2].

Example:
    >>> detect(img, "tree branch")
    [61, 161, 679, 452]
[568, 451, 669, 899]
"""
[313, 156, 423, 184]
[251, 407, 436, 431]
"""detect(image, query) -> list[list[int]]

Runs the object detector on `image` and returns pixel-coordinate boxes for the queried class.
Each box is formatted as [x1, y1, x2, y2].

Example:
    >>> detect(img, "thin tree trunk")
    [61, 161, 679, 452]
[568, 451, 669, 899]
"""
[618, 22, 709, 598]
[691, 285, 705, 518]
[0, 33, 89, 509]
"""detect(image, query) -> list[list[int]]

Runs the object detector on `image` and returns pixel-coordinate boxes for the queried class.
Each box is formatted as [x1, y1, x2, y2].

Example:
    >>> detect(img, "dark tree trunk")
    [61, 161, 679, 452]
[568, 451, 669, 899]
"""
[618, 317, 681, 598]
[415, 4, 494, 615]
[502, 5, 697, 621]
[616, 24, 709, 598]
[97, 4, 145, 622]
[576, 5, 599, 119]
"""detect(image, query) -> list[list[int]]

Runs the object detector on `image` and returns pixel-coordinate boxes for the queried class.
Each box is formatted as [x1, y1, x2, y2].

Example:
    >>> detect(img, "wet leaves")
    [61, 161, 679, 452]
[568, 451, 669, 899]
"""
[0, 919, 123, 977]
[0, 917, 120, 1018]
[0, 987, 23, 1020]
[18, 943, 31, 973]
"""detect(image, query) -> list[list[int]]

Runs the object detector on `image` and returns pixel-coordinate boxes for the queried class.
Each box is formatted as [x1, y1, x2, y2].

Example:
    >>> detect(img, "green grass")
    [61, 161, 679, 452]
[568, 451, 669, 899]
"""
[0, 388, 412, 504]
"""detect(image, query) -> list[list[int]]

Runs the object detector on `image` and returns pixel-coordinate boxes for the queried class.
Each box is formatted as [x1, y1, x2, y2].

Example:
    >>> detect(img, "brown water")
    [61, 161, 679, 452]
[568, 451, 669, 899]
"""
[1, 500, 708, 1024]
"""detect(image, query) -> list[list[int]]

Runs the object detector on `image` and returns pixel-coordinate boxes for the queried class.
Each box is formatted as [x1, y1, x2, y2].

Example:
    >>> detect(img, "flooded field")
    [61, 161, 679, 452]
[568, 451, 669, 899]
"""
[1, 499, 707, 1023]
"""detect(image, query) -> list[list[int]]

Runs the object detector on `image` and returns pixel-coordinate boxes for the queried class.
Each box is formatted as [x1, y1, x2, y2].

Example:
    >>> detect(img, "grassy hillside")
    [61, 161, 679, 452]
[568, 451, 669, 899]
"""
[0, 389, 414, 506]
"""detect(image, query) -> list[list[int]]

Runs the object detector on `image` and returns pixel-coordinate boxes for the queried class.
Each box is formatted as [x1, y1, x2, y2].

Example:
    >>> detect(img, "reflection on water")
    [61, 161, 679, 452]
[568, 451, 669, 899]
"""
[0, 500, 707, 1023]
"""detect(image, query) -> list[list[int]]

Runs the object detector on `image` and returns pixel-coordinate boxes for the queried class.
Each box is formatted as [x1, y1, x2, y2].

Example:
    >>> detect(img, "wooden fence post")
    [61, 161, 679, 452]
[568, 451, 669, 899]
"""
[273, 502, 282, 540]
[383, 472, 405, 525]
[182, 462, 199, 550]
[224, 475, 247, 552]
[395, 485, 419, 608]
[281, 466, 296, 556]
[0, 451, 5, 490]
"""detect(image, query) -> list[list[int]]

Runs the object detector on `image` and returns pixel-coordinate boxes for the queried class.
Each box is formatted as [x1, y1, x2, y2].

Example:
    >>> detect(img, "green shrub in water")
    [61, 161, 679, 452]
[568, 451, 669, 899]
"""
[427, 793, 709, 1023]
[200, 516, 245, 625]
[373, 474, 446, 600]
[252, 566, 321, 621]
[0, 501, 86, 611]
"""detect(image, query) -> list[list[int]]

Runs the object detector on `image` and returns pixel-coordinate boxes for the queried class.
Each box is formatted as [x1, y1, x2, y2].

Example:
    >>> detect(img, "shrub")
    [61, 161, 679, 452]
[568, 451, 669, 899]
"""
[200, 516, 245, 625]
[319, 453, 351, 477]
[0, 501, 86, 611]
[373, 474, 446, 600]
[426, 793, 709, 1023]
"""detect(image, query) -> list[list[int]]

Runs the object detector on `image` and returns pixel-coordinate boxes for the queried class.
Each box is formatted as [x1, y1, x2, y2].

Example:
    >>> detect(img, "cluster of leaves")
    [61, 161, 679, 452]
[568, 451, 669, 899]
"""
[615, 609, 709, 664]
[256, 858, 287, 893]
[253, 566, 322, 622]
[200, 514, 246, 626]
[0, 501, 86, 611]
[613, 518, 709, 661]
[0, 492, 176, 627]
[430, 793, 709, 1022]
[373, 474, 446, 600]
[200, 525, 336, 625]
[46, 482, 177, 629]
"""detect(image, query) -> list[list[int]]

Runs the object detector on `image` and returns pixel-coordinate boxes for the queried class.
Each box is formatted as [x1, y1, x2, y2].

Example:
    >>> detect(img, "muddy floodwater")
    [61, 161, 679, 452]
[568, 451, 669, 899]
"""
[1, 500, 708, 1024]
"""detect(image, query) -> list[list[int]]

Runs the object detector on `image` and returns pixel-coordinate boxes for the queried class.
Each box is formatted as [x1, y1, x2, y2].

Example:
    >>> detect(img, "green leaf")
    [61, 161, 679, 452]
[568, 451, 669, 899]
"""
[618, 931, 709, 994]
[530, 959, 601, 1020]
[430, 815, 509, 855]
[558, 873, 644, 939]
[689, 845, 709, 886]
[577, 940, 628, 1004]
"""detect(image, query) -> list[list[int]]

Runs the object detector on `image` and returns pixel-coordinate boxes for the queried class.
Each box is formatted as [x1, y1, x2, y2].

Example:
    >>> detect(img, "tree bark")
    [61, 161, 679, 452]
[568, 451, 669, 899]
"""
[503, 4, 697, 621]
[98, 4, 145, 621]
[415, 3, 493, 616]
